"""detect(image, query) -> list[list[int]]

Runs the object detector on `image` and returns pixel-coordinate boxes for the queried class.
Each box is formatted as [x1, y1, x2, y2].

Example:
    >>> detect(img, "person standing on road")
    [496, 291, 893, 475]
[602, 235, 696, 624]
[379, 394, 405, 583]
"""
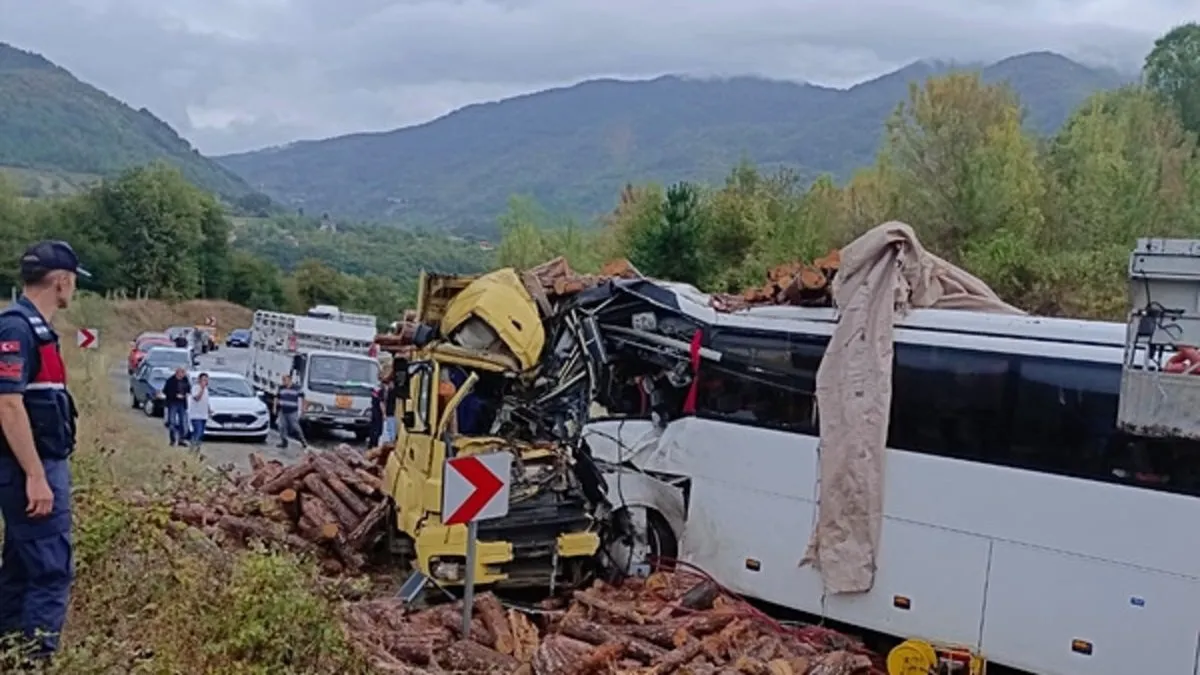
[383, 358, 405, 443]
[187, 372, 212, 450]
[275, 374, 307, 450]
[367, 373, 387, 448]
[0, 240, 87, 661]
[161, 367, 191, 446]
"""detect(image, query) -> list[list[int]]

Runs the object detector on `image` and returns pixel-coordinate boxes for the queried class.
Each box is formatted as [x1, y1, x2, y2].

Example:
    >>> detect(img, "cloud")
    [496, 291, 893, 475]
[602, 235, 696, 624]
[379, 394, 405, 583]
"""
[0, 0, 1192, 155]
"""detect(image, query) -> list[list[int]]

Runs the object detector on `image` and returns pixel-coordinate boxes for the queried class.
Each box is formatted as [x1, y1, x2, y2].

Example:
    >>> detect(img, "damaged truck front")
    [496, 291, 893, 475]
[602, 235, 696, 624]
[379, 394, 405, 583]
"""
[379, 269, 610, 590]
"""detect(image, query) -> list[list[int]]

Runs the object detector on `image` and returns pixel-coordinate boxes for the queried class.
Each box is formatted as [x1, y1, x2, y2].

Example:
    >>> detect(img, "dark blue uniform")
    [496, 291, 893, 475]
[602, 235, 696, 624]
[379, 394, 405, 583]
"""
[0, 296, 77, 656]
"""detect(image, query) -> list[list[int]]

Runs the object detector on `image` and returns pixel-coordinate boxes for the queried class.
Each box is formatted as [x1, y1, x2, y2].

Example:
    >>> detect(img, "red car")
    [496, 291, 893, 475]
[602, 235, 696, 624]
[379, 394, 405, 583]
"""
[128, 332, 172, 374]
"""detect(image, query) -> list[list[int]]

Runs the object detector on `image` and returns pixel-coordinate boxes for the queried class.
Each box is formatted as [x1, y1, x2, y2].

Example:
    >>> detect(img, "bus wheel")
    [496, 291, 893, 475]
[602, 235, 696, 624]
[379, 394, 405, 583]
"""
[605, 506, 678, 576]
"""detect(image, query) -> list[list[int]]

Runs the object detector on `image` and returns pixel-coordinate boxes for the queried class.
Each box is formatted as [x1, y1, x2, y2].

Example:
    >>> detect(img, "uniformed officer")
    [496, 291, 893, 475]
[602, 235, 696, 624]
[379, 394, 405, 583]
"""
[0, 240, 87, 659]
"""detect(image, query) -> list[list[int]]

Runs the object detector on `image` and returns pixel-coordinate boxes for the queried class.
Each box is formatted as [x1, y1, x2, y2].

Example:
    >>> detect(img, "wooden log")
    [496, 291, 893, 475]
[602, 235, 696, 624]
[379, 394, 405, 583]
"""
[216, 514, 319, 555]
[475, 592, 514, 655]
[319, 450, 381, 496]
[249, 452, 266, 472]
[332, 443, 372, 470]
[330, 535, 365, 572]
[651, 618, 750, 675]
[508, 609, 540, 663]
[299, 494, 342, 538]
[260, 456, 314, 494]
[557, 616, 665, 663]
[278, 488, 301, 522]
[302, 473, 361, 530]
[352, 468, 383, 495]
[531, 634, 593, 675]
[298, 513, 338, 542]
[171, 502, 216, 527]
[347, 499, 389, 551]
[572, 590, 646, 624]
[577, 642, 625, 674]
[250, 462, 284, 489]
[314, 456, 370, 516]
[438, 639, 519, 673]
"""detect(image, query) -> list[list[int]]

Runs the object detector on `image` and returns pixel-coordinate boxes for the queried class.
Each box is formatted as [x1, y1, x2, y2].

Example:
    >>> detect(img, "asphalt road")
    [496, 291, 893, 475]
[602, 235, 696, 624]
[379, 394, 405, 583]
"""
[108, 344, 360, 472]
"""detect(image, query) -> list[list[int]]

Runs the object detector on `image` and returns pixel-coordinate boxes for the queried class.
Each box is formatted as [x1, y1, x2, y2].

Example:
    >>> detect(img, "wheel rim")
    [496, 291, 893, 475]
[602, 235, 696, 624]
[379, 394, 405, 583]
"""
[143, 398, 155, 416]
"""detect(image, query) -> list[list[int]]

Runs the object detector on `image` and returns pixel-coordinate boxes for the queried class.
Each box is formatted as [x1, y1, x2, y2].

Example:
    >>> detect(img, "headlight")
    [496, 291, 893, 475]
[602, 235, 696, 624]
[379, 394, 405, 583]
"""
[306, 402, 325, 413]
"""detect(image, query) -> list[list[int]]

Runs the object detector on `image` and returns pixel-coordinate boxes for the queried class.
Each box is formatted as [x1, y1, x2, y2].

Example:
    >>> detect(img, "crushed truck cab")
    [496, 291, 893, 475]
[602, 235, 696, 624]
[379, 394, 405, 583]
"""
[380, 270, 605, 590]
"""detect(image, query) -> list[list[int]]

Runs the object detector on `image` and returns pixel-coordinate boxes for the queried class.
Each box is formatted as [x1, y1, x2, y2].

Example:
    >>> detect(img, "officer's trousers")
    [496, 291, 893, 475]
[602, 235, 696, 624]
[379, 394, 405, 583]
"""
[0, 456, 73, 657]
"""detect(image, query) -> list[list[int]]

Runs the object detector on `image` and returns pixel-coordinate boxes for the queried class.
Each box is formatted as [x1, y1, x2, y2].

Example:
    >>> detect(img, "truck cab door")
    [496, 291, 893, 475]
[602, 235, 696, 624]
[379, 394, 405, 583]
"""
[396, 362, 435, 534]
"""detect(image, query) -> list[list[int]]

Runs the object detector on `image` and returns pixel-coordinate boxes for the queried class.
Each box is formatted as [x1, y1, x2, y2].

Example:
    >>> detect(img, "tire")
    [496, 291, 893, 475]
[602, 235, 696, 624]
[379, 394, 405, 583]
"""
[141, 397, 157, 417]
[130, 390, 139, 409]
[354, 429, 369, 442]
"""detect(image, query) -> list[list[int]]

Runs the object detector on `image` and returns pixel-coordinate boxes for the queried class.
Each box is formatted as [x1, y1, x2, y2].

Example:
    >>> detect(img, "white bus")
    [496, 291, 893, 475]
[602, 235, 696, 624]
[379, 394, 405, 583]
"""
[579, 280, 1200, 675]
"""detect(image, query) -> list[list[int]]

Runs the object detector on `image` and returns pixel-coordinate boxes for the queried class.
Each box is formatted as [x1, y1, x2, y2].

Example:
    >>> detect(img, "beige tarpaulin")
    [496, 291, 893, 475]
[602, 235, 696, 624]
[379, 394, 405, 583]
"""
[801, 221, 1024, 594]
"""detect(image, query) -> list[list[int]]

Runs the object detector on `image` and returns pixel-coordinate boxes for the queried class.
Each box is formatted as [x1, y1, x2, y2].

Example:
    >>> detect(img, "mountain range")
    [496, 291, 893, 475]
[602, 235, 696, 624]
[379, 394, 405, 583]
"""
[0, 43, 255, 201]
[217, 52, 1129, 234]
[0, 42, 1129, 234]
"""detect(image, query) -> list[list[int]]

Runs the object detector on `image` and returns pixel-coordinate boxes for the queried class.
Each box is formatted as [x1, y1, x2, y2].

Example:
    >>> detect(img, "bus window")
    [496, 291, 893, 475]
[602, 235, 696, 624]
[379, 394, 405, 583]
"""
[1010, 357, 1117, 479]
[698, 327, 823, 433]
[889, 344, 1013, 462]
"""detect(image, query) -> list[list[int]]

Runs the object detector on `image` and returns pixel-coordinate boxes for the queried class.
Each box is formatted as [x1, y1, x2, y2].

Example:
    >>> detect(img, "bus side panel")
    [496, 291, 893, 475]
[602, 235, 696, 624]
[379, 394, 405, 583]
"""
[679, 477, 825, 617]
[982, 541, 1200, 675]
[823, 518, 990, 648]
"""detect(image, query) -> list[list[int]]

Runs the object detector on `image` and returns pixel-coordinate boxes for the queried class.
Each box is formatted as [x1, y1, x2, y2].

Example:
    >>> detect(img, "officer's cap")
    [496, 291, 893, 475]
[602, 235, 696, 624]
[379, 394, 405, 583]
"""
[20, 240, 91, 282]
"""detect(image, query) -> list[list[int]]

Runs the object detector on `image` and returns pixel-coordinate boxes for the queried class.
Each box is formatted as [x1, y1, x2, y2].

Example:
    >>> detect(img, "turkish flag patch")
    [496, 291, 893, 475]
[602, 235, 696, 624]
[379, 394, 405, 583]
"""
[0, 341, 20, 353]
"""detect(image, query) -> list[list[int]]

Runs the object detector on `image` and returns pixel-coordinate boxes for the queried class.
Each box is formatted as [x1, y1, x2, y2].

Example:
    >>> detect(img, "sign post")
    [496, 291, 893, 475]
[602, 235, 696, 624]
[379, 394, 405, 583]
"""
[441, 451, 512, 638]
[75, 328, 98, 350]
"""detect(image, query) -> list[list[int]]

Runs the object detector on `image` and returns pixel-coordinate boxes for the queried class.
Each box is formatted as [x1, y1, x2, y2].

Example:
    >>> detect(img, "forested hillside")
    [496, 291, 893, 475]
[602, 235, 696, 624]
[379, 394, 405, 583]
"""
[0, 43, 259, 201]
[0, 164, 491, 326]
[218, 52, 1128, 234]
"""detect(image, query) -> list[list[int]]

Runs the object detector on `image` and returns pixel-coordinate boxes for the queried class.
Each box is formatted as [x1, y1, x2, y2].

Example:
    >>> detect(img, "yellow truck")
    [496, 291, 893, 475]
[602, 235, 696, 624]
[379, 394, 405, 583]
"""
[380, 269, 606, 590]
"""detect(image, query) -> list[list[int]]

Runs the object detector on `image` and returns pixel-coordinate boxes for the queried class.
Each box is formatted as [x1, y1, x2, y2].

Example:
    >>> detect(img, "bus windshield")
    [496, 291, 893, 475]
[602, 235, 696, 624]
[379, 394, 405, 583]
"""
[306, 355, 378, 397]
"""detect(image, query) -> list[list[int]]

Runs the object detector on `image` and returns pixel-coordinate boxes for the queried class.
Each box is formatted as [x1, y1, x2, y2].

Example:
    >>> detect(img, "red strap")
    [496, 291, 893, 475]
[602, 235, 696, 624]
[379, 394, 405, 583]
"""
[682, 329, 702, 414]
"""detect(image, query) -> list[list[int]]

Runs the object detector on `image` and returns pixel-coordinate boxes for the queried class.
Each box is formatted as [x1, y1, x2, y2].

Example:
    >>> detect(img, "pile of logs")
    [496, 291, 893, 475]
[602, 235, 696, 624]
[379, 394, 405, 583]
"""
[345, 572, 883, 674]
[711, 250, 842, 312]
[169, 444, 392, 575]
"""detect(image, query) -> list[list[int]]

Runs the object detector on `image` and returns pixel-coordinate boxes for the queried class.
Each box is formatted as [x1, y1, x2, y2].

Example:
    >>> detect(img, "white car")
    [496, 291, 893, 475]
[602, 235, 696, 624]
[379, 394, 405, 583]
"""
[190, 371, 270, 443]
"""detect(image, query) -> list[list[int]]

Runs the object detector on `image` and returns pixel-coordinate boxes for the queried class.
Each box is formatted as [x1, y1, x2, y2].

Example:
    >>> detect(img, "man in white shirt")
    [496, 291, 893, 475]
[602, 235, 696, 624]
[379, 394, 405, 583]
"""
[188, 372, 213, 449]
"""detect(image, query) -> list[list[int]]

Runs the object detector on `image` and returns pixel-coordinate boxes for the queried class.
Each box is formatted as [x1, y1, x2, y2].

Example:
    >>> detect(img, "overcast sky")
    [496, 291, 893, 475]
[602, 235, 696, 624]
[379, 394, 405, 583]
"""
[1, 0, 1193, 156]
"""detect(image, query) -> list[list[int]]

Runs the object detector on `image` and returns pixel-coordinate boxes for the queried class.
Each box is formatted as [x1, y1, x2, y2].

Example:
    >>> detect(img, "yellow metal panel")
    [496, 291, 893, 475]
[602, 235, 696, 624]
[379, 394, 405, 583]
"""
[439, 268, 544, 371]
[556, 531, 601, 558]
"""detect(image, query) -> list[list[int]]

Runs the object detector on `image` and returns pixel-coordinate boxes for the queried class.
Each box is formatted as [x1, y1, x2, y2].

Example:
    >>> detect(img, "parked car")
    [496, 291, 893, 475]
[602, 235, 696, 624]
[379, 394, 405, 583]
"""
[129, 347, 194, 416]
[127, 332, 171, 374]
[191, 371, 270, 443]
[225, 328, 251, 348]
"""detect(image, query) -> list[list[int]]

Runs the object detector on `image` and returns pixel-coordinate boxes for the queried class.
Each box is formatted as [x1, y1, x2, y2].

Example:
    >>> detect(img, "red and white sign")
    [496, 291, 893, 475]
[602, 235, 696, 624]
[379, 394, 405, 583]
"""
[76, 328, 98, 350]
[441, 452, 511, 526]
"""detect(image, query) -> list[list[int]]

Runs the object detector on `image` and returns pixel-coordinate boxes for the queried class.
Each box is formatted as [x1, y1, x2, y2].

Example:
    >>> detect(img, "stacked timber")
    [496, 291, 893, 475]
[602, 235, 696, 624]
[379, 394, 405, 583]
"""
[344, 572, 884, 674]
[169, 444, 393, 575]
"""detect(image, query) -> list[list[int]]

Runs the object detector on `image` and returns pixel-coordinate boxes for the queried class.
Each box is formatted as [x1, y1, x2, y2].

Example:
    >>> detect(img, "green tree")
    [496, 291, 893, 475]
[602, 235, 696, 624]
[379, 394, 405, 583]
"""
[628, 182, 704, 285]
[197, 201, 233, 299]
[1144, 22, 1200, 136]
[496, 195, 549, 269]
[292, 259, 350, 308]
[96, 164, 207, 298]
[227, 251, 286, 310]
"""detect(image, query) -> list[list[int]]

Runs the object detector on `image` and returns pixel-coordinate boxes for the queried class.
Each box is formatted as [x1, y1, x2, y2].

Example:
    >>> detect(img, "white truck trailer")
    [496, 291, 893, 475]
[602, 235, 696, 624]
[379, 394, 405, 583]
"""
[247, 309, 381, 440]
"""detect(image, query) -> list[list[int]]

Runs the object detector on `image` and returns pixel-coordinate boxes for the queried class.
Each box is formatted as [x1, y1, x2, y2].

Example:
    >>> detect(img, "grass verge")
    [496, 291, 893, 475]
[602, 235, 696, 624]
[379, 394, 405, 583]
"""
[1, 294, 370, 674]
